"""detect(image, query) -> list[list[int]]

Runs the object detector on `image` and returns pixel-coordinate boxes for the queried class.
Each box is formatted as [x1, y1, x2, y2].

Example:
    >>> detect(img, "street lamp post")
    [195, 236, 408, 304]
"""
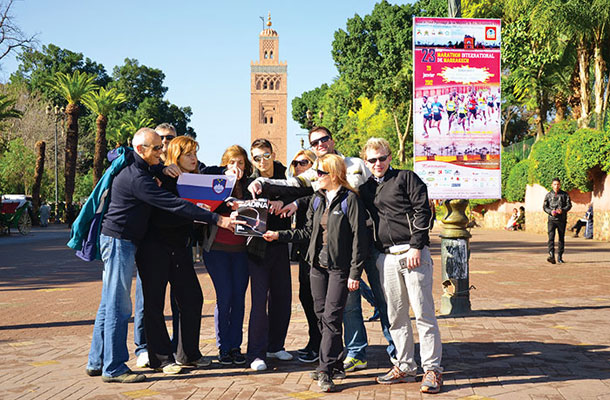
[46, 105, 64, 223]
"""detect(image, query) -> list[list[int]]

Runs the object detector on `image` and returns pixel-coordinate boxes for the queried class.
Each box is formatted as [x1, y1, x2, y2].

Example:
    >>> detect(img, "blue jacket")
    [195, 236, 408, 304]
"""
[67, 147, 131, 261]
[100, 152, 219, 244]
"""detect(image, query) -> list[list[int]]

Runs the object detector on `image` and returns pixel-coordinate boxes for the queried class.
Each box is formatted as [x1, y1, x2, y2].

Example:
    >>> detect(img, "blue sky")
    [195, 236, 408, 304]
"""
[0, 0, 406, 165]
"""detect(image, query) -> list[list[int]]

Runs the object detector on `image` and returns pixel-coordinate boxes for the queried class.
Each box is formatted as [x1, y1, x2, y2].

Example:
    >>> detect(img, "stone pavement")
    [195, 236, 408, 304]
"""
[0, 225, 609, 399]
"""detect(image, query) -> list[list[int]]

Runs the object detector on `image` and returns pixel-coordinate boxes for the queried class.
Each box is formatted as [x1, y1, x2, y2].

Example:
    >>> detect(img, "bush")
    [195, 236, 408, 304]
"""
[529, 133, 572, 190]
[505, 159, 532, 202]
[565, 128, 610, 192]
[501, 151, 519, 198]
[546, 120, 578, 137]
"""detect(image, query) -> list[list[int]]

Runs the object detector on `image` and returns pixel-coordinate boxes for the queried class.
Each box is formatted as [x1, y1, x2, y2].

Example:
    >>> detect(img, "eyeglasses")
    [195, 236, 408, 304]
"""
[291, 159, 311, 167]
[310, 135, 331, 147]
[159, 135, 175, 141]
[316, 169, 329, 177]
[252, 152, 272, 163]
[142, 144, 163, 151]
[366, 155, 389, 164]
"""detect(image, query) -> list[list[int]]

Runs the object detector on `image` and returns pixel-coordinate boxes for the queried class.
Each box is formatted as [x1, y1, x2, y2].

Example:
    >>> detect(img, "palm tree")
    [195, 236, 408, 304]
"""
[107, 115, 153, 148]
[47, 70, 97, 223]
[82, 87, 126, 186]
[0, 94, 23, 121]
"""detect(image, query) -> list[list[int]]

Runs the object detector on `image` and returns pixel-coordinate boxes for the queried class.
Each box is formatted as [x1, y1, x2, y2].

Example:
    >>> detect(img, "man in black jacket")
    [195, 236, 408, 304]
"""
[86, 128, 236, 383]
[359, 138, 443, 394]
[543, 177, 572, 264]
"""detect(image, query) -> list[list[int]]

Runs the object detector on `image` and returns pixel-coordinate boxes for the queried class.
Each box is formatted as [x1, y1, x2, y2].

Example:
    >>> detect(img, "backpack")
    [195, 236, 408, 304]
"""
[312, 192, 348, 215]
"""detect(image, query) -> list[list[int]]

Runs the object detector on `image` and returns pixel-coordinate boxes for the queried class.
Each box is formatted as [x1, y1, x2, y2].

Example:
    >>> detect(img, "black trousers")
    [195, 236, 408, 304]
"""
[570, 220, 586, 235]
[547, 219, 567, 258]
[247, 242, 292, 362]
[298, 258, 322, 352]
[136, 240, 203, 367]
[310, 265, 349, 375]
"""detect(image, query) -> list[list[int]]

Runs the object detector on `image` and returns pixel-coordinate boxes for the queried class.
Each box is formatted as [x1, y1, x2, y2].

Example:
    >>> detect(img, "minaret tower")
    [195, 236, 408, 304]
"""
[251, 13, 287, 163]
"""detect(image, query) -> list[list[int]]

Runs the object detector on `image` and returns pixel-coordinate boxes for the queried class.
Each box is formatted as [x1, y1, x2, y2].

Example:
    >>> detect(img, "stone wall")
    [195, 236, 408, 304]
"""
[472, 173, 609, 241]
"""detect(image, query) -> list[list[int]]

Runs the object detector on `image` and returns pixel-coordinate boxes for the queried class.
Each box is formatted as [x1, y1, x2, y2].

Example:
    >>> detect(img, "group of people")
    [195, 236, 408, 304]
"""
[505, 206, 525, 231]
[79, 124, 443, 394]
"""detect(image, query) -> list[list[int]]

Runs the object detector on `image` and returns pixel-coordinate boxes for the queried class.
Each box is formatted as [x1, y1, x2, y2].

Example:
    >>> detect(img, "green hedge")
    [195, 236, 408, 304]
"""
[529, 133, 573, 191]
[501, 151, 518, 198]
[546, 120, 578, 137]
[505, 159, 532, 202]
[565, 128, 610, 191]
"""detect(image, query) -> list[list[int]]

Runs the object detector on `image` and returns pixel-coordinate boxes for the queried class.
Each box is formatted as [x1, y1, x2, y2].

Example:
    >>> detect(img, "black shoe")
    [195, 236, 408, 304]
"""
[317, 371, 337, 392]
[297, 347, 309, 356]
[298, 350, 319, 363]
[86, 368, 102, 377]
[368, 308, 380, 322]
[546, 256, 556, 264]
[230, 348, 246, 365]
[557, 258, 565, 264]
[218, 350, 233, 365]
[309, 368, 345, 380]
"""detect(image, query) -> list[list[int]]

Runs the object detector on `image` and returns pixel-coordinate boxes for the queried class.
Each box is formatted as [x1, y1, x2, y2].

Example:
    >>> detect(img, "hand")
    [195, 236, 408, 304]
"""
[268, 200, 284, 215]
[262, 230, 279, 242]
[196, 202, 211, 211]
[225, 200, 240, 211]
[162, 164, 182, 178]
[225, 165, 243, 180]
[248, 180, 263, 198]
[405, 248, 421, 269]
[556, 209, 562, 214]
[347, 278, 360, 292]
[216, 215, 233, 232]
[279, 202, 298, 217]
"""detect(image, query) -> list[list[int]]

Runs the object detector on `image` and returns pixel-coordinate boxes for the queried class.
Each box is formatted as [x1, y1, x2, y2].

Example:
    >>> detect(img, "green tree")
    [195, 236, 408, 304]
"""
[291, 84, 329, 130]
[46, 71, 97, 219]
[107, 113, 153, 148]
[0, 138, 37, 195]
[82, 87, 127, 185]
[0, 93, 23, 122]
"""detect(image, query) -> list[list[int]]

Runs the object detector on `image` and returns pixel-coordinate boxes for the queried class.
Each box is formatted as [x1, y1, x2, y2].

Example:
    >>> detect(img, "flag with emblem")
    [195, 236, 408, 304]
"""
[176, 173, 236, 211]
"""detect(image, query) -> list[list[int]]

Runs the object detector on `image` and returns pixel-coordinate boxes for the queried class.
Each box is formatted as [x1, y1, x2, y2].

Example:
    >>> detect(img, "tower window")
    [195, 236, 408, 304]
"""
[264, 51, 268, 59]
[264, 117, 268, 124]
[270, 117, 274, 124]
[270, 81, 274, 90]
[270, 51, 274, 59]
[263, 81, 268, 90]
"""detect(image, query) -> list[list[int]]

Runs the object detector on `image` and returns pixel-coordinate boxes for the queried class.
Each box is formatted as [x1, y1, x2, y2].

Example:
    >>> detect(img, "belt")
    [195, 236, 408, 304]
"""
[385, 248, 409, 256]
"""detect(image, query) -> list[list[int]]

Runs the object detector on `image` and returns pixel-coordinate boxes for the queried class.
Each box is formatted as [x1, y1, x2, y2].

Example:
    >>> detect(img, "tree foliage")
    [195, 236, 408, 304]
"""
[505, 159, 532, 202]
[565, 128, 610, 191]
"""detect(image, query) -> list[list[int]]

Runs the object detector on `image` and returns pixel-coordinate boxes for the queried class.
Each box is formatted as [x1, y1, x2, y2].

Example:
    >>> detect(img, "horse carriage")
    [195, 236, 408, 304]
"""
[0, 194, 33, 235]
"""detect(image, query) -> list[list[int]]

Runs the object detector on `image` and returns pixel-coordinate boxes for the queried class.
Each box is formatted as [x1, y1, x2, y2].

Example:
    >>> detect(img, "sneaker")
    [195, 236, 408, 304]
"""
[85, 368, 102, 377]
[218, 350, 233, 365]
[266, 350, 293, 361]
[557, 258, 565, 264]
[343, 357, 367, 372]
[546, 256, 556, 264]
[230, 348, 247, 365]
[297, 347, 310, 356]
[102, 371, 146, 383]
[135, 351, 149, 368]
[420, 370, 442, 394]
[250, 358, 267, 371]
[155, 362, 182, 374]
[368, 308, 380, 322]
[177, 357, 212, 368]
[298, 350, 319, 363]
[317, 371, 337, 392]
[376, 366, 416, 385]
[309, 369, 345, 380]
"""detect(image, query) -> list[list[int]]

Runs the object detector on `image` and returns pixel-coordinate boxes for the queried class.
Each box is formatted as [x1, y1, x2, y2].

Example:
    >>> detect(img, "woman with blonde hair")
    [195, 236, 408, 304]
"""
[202, 144, 252, 365]
[263, 153, 368, 392]
[136, 135, 211, 374]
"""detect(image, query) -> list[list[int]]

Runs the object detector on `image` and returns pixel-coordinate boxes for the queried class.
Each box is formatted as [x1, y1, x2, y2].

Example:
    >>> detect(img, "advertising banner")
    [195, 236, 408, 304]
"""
[413, 17, 502, 199]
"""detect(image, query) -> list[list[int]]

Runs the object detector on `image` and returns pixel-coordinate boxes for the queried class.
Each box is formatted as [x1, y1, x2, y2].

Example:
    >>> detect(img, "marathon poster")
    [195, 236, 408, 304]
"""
[176, 173, 236, 212]
[234, 199, 268, 237]
[413, 17, 502, 199]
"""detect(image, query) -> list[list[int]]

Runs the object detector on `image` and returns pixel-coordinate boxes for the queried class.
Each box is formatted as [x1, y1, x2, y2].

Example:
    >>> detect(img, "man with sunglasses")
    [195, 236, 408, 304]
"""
[87, 128, 239, 383]
[248, 127, 398, 374]
[155, 123, 177, 161]
[360, 138, 442, 394]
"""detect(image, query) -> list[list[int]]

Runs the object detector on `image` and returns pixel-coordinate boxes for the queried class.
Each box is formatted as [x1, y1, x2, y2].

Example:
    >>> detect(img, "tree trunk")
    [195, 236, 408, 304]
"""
[554, 95, 567, 122]
[577, 43, 591, 128]
[568, 63, 582, 121]
[392, 101, 412, 164]
[32, 140, 46, 226]
[64, 102, 79, 224]
[593, 42, 606, 129]
[93, 114, 108, 186]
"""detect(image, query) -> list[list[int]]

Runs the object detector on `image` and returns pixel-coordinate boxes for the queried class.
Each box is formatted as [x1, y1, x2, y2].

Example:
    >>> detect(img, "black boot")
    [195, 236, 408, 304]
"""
[546, 252, 556, 264]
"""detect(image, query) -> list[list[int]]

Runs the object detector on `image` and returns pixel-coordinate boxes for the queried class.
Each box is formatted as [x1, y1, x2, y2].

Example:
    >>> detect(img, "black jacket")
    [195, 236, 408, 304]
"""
[543, 189, 572, 222]
[360, 168, 432, 251]
[101, 153, 219, 244]
[277, 187, 368, 280]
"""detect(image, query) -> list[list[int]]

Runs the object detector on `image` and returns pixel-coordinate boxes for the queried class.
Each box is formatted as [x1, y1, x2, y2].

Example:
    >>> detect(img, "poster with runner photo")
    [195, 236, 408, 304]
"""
[234, 198, 268, 237]
[413, 17, 502, 199]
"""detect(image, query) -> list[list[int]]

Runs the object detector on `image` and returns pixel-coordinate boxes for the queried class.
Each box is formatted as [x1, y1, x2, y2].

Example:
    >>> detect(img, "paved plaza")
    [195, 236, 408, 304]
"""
[0, 224, 609, 399]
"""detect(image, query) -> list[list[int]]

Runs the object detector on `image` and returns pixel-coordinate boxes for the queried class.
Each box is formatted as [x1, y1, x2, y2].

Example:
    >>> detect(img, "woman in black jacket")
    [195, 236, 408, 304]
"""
[263, 153, 368, 392]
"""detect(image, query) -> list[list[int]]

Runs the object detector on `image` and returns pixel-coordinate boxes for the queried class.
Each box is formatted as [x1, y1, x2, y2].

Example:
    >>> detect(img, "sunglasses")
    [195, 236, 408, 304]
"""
[291, 159, 311, 167]
[316, 169, 330, 177]
[252, 152, 272, 162]
[366, 155, 389, 164]
[142, 144, 163, 151]
[310, 135, 331, 147]
[159, 135, 175, 141]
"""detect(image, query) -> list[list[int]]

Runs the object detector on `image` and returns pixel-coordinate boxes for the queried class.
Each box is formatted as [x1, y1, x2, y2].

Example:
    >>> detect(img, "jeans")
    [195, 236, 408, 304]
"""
[87, 234, 136, 377]
[134, 272, 147, 356]
[343, 248, 396, 361]
[377, 246, 442, 373]
[204, 250, 250, 353]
